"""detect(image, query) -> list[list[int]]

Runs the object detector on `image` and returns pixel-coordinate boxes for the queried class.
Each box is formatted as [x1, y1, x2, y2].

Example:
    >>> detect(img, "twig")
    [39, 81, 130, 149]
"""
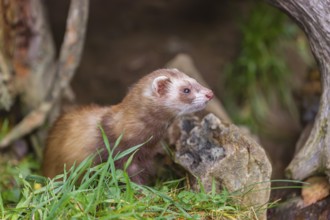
[0, 102, 51, 148]
[47, 0, 89, 102]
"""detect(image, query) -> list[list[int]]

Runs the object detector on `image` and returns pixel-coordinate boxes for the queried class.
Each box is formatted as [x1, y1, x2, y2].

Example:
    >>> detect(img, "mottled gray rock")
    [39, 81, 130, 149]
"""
[172, 113, 272, 219]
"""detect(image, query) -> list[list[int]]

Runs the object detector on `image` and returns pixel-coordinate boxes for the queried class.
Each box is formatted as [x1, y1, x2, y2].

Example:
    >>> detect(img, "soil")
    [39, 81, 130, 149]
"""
[47, 0, 248, 104]
[45, 0, 325, 218]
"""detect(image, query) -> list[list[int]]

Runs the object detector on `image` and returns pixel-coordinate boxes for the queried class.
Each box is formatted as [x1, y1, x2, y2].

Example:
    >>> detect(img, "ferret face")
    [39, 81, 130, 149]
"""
[150, 69, 214, 115]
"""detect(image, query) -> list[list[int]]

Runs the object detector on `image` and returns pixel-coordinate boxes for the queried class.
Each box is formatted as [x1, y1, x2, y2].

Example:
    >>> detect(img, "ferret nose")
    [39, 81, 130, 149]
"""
[205, 90, 214, 100]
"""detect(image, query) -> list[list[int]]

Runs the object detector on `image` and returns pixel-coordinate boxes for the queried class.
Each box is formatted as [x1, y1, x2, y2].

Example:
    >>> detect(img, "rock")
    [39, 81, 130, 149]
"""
[269, 196, 330, 220]
[302, 176, 330, 207]
[171, 113, 272, 219]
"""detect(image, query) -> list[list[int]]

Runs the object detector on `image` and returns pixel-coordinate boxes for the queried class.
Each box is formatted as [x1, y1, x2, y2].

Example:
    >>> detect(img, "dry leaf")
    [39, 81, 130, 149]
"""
[302, 176, 330, 207]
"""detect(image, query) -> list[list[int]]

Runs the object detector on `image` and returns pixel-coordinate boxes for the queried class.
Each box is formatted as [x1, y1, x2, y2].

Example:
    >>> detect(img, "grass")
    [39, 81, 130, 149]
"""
[0, 119, 9, 141]
[223, 2, 301, 131]
[0, 128, 268, 220]
[0, 160, 263, 220]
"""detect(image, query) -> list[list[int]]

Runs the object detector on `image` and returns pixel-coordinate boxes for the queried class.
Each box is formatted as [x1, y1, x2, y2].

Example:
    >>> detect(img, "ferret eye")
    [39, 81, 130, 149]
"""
[183, 88, 190, 94]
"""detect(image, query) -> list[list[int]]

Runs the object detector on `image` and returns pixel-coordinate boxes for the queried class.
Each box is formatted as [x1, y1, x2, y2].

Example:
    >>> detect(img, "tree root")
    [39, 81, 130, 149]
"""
[267, 0, 330, 180]
[0, 0, 89, 148]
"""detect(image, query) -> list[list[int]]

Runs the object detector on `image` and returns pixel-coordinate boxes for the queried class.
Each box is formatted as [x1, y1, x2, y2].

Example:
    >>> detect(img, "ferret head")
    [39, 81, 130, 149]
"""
[146, 68, 214, 115]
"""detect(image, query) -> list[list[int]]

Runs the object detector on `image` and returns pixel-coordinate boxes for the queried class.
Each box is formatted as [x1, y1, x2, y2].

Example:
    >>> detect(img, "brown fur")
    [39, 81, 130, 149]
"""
[42, 69, 213, 184]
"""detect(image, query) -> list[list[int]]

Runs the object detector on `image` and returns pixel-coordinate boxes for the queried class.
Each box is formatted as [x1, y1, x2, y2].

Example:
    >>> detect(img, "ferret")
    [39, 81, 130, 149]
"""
[42, 68, 213, 184]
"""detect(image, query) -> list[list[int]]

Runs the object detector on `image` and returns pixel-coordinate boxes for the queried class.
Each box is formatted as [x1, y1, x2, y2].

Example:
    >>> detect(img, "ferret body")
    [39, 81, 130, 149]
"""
[42, 69, 213, 184]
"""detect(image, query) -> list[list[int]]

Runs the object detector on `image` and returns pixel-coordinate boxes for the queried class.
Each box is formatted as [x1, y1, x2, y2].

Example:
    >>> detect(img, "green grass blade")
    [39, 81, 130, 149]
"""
[99, 125, 111, 152]
[25, 175, 48, 185]
[98, 125, 119, 188]
[123, 149, 138, 171]
[113, 132, 124, 150]
[143, 186, 191, 218]
[114, 136, 152, 161]
[211, 176, 216, 196]
[0, 119, 9, 140]
[0, 193, 4, 219]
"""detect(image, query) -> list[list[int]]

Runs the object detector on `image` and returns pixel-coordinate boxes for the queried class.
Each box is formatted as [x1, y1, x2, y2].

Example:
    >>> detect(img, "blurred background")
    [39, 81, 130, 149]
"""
[1, 0, 318, 212]
[48, 0, 315, 178]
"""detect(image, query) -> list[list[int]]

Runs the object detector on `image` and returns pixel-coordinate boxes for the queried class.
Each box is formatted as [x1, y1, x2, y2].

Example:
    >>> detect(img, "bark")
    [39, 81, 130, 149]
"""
[0, 0, 56, 112]
[47, 0, 89, 103]
[267, 0, 330, 180]
[0, 0, 89, 148]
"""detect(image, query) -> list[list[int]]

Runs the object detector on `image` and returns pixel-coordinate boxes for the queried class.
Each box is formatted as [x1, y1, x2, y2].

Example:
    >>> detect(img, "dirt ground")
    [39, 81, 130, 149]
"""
[48, 0, 248, 103]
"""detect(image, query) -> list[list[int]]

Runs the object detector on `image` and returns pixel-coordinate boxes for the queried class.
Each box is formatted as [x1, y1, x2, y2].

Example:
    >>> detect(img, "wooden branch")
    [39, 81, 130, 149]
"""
[0, 103, 51, 147]
[0, 0, 89, 148]
[0, 0, 57, 111]
[47, 0, 89, 102]
[267, 0, 330, 180]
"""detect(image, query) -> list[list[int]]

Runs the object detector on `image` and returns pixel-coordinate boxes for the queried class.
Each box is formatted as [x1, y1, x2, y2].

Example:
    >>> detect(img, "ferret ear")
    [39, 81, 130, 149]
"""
[152, 76, 171, 96]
